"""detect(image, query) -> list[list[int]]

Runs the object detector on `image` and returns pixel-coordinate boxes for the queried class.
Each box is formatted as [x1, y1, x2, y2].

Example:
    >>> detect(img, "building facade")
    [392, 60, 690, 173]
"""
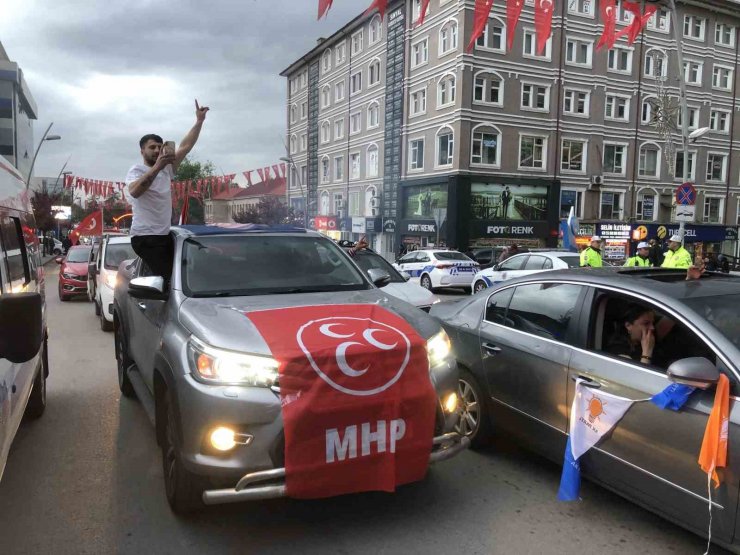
[0, 41, 37, 179]
[282, 0, 740, 260]
[204, 179, 287, 224]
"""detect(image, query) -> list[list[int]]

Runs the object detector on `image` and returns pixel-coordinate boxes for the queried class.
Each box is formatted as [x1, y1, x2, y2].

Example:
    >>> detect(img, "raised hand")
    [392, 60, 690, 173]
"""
[155, 145, 176, 170]
[195, 99, 210, 122]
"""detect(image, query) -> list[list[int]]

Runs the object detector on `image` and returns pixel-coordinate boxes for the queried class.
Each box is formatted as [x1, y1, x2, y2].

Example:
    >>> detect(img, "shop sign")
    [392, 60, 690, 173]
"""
[365, 217, 382, 233]
[633, 224, 738, 243]
[314, 216, 337, 231]
[383, 219, 397, 233]
[338, 218, 352, 232]
[351, 217, 366, 234]
[471, 221, 550, 238]
[597, 223, 631, 240]
[405, 222, 437, 234]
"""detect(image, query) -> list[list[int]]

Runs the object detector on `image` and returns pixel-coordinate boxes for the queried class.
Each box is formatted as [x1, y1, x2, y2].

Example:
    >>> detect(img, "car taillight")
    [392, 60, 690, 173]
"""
[436, 263, 453, 269]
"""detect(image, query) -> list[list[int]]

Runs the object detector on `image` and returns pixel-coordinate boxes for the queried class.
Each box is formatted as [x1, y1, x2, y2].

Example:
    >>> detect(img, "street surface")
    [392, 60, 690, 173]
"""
[0, 265, 726, 555]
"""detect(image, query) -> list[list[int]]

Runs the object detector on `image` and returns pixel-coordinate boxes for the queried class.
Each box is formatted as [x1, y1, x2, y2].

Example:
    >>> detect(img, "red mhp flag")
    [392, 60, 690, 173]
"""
[417, 0, 431, 26]
[246, 305, 437, 499]
[616, 1, 657, 45]
[70, 209, 103, 242]
[699, 374, 730, 488]
[365, 0, 388, 19]
[318, 0, 333, 19]
[179, 195, 190, 226]
[467, 0, 495, 53]
[534, 0, 554, 55]
[596, 0, 617, 50]
[507, 0, 525, 51]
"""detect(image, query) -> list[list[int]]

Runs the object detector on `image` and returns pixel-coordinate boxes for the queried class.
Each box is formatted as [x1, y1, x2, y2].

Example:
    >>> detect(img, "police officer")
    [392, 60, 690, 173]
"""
[580, 236, 603, 268]
[624, 242, 652, 267]
[661, 234, 692, 269]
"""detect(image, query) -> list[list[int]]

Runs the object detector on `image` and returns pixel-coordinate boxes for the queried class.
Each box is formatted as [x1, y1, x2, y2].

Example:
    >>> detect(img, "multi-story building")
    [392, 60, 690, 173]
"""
[282, 0, 740, 261]
[204, 178, 287, 224]
[0, 41, 37, 180]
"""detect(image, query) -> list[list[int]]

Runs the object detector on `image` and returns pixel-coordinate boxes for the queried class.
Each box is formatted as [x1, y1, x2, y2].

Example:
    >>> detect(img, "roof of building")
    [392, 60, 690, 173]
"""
[211, 178, 286, 201]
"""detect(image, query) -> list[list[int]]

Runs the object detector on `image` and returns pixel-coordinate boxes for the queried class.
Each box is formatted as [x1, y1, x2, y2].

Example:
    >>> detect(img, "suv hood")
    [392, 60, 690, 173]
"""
[178, 289, 441, 355]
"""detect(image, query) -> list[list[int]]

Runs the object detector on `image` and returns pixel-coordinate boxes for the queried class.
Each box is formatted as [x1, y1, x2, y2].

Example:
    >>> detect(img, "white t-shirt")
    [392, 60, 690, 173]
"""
[124, 164, 174, 236]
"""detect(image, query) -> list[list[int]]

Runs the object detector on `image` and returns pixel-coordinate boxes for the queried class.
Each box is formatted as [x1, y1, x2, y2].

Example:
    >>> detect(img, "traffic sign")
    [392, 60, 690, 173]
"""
[675, 204, 696, 222]
[675, 182, 697, 206]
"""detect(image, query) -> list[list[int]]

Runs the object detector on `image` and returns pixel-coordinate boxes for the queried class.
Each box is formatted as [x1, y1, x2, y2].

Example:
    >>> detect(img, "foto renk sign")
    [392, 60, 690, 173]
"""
[486, 225, 535, 235]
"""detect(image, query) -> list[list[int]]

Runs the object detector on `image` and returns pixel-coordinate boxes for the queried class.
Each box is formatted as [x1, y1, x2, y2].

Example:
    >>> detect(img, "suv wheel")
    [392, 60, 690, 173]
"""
[94, 298, 101, 316]
[455, 369, 492, 448]
[420, 274, 433, 291]
[115, 324, 135, 398]
[161, 390, 205, 513]
[25, 338, 48, 419]
[474, 280, 488, 293]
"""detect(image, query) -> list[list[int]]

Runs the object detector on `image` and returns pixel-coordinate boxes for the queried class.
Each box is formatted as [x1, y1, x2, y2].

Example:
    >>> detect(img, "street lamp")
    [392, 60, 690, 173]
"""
[26, 122, 62, 189]
[280, 156, 308, 228]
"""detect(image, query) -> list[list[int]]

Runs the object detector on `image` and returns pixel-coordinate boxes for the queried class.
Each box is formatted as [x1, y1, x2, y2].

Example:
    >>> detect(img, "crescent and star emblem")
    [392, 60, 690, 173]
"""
[320, 324, 398, 378]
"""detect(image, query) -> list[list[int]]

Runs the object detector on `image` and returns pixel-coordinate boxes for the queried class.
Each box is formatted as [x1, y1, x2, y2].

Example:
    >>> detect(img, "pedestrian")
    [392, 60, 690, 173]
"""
[61, 234, 72, 254]
[718, 253, 731, 273]
[704, 253, 718, 272]
[125, 99, 209, 286]
[580, 236, 603, 268]
[661, 235, 692, 269]
[648, 238, 664, 267]
[498, 243, 520, 263]
[623, 242, 652, 267]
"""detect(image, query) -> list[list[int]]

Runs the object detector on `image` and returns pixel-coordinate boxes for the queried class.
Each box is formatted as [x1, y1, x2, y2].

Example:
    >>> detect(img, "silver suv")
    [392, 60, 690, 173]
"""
[114, 226, 467, 512]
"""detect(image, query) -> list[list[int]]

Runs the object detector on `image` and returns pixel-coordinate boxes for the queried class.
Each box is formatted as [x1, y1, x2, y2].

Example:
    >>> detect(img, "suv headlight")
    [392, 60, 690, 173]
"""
[188, 338, 279, 387]
[103, 271, 118, 289]
[426, 330, 452, 367]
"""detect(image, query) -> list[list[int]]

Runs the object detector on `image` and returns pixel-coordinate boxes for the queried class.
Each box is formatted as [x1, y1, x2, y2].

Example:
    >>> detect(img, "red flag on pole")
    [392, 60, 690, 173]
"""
[467, 0, 495, 53]
[616, 1, 657, 45]
[534, 0, 554, 55]
[179, 195, 190, 226]
[416, 0, 431, 26]
[507, 0, 525, 51]
[318, 0, 333, 19]
[70, 210, 103, 241]
[365, 0, 388, 19]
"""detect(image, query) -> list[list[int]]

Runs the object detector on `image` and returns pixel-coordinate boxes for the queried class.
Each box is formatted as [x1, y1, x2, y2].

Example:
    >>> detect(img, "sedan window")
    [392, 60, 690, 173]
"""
[417, 253, 431, 263]
[499, 256, 527, 271]
[505, 283, 584, 342]
[524, 256, 547, 270]
[558, 255, 581, 268]
[683, 294, 740, 349]
[485, 288, 514, 324]
[399, 253, 417, 264]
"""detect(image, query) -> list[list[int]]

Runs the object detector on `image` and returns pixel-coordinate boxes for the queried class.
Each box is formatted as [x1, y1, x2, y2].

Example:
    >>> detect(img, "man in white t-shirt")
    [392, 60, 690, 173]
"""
[125, 100, 209, 283]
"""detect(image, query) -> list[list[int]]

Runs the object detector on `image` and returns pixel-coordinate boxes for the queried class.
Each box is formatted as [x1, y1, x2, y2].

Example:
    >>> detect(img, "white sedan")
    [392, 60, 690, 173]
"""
[393, 250, 479, 292]
[471, 250, 581, 293]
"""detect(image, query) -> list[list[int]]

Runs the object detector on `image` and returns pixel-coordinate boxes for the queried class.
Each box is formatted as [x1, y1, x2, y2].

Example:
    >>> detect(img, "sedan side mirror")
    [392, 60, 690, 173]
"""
[129, 276, 167, 300]
[0, 292, 43, 363]
[667, 357, 720, 390]
[367, 268, 392, 287]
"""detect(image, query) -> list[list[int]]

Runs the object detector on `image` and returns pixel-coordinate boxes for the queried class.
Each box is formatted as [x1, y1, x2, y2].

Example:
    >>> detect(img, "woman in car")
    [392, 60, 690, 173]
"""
[606, 304, 657, 366]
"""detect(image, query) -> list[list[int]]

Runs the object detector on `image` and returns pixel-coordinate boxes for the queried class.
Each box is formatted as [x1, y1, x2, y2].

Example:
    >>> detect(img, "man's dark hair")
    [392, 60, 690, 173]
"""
[139, 134, 163, 149]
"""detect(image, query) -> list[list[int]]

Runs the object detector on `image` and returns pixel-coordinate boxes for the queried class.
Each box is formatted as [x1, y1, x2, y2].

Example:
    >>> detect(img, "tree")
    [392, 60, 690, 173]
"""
[30, 191, 57, 232]
[172, 157, 216, 225]
[233, 196, 302, 226]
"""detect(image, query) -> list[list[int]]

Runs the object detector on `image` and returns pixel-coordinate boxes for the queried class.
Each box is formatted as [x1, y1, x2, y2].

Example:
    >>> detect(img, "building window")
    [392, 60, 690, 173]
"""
[683, 60, 703, 85]
[439, 21, 458, 55]
[636, 192, 657, 221]
[600, 192, 622, 220]
[368, 60, 382, 87]
[352, 30, 364, 55]
[641, 100, 653, 124]
[334, 156, 345, 182]
[321, 157, 330, 183]
[321, 122, 331, 144]
[367, 145, 379, 177]
[644, 51, 667, 78]
[521, 83, 549, 111]
[320, 192, 330, 216]
[335, 42, 347, 64]
[410, 89, 427, 116]
[412, 0, 430, 23]
[716, 24, 736, 47]
[369, 15, 382, 45]
[350, 71, 362, 96]
[334, 118, 345, 140]
[561, 139, 586, 172]
[335, 81, 345, 102]
[290, 104, 297, 124]
[712, 65, 734, 90]
[710, 110, 730, 133]
[563, 89, 589, 116]
[301, 165, 307, 185]
[560, 189, 583, 218]
[684, 15, 706, 41]
[410, 139, 425, 170]
[605, 95, 630, 121]
[290, 135, 297, 154]
[473, 73, 503, 105]
[438, 75, 456, 107]
[568, 0, 595, 17]
[603, 144, 627, 175]
[471, 127, 500, 166]
[364, 187, 377, 216]
[565, 38, 593, 67]
[437, 128, 454, 167]
[350, 153, 361, 180]
[476, 20, 505, 51]
[647, 8, 670, 32]
[523, 29, 551, 58]
[674, 151, 696, 181]
[368, 103, 380, 129]
[350, 111, 362, 134]
[322, 50, 332, 74]
[519, 136, 546, 169]
[703, 197, 723, 224]
[706, 153, 727, 182]
[301, 102, 307, 119]
[412, 39, 429, 67]
[737, 199, 740, 225]
[321, 86, 331, 109]
[638, 144, 660, 178]
[333, 193, 344, 217]
[676, 107, 699, 131]
[608, 47, 632, 73]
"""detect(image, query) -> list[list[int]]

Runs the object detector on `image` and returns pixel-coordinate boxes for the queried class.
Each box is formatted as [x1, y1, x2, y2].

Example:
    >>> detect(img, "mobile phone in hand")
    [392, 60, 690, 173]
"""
[164, 141, 176, 156]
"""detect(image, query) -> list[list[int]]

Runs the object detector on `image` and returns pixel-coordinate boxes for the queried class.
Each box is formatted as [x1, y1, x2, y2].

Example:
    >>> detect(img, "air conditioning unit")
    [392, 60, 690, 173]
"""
[589, 175, 604, 190]
[371, 208, 378, 216]
[337, 209, 344, 218]
[369, 197, 380, 208]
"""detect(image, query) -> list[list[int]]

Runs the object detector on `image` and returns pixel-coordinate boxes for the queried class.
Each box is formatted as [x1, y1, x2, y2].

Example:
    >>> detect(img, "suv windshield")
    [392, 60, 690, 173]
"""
[105, 243, 136, 270]
[183, 235, 370, 297]
[352, 251, 406, 283]
[683, 294, 740, 348]
[434, 252, 471, 261]
[67, 248, 91, 263]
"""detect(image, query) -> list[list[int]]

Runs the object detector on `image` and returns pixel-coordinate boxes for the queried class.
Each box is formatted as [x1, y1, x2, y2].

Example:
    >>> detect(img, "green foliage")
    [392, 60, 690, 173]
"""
[30, 192, 57, 232]
[173, 156, 215, 225]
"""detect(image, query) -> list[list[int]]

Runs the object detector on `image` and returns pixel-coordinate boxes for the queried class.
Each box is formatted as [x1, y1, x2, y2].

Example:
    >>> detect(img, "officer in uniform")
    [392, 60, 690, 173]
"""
[580, 236, 603, 268]
[661, 234, 693, 269]
[624, 242, 652, 267]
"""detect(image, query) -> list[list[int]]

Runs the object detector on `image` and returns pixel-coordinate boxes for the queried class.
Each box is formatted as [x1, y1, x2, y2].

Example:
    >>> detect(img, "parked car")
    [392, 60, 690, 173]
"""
[393, 249, 479, 292]
[0, 157, 49, 482]
[340, 243, 438, 311]
[465, 247, 506, 270]
[56, 245, 93, 301]
[471, 251, 581, 293]
[91, 235, 135, 331]
[37, 235, 63, 255]
[430, 267, 740, 553]
[114, 226, 467, 512]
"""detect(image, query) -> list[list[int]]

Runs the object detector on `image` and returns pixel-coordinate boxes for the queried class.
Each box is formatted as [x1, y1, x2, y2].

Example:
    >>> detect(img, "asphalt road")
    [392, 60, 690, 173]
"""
[0, 266, 725, 555]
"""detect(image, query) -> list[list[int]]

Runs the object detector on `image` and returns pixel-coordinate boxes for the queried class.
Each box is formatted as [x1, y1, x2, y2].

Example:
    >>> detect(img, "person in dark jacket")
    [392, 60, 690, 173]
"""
[648, 238, 664, 267]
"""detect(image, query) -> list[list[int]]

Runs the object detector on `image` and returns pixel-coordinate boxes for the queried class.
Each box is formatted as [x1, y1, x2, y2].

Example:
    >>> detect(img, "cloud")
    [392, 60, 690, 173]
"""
[0, 0, 367, 180]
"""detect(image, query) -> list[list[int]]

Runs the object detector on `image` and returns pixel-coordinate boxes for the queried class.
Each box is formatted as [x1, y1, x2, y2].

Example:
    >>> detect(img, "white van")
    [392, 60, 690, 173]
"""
[0, 157, 49, 482]
[91, 235, 134, 331]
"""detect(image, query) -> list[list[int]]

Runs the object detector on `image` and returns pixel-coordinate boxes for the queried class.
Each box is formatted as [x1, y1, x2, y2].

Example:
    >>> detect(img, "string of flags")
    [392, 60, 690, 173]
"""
[319, 0, 658, 55]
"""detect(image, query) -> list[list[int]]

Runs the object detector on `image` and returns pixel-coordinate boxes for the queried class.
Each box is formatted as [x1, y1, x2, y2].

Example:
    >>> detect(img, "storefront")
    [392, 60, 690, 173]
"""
[597, 223, 632, 262]
[310, 216, 340, 241]
[631, 223, 738, 259]
[338, 216, 384, 246]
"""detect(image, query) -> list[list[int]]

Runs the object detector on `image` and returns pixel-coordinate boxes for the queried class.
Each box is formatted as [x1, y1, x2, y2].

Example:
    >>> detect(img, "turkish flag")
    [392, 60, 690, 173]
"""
[318, 0, 333, 19]
[506, 0, 525, 51]
[70, 210, 103, 240]
[534, 0, 554, 55]
[178, 195, 190, 226]
[417, 0, 431, 26]
[365, 0, 388, 19]
[246, 305, 437, 499]
[467, 0, 495, 53]
[616, 1, 657, 45]
[597, 0, 618, 50]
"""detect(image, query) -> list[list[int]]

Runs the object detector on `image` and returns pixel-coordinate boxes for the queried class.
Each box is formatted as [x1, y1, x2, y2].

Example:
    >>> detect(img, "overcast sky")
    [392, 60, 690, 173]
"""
[0, 0, 368, 182]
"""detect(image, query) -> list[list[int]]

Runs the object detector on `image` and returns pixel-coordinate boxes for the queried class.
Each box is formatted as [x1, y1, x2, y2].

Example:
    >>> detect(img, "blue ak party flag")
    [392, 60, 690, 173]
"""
[557, 437, 581, 501]
[651, 384, 696, 411]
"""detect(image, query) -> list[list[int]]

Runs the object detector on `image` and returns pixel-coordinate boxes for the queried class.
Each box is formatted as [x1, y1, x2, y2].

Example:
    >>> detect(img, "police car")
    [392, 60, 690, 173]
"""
[394, 249, 479, 292]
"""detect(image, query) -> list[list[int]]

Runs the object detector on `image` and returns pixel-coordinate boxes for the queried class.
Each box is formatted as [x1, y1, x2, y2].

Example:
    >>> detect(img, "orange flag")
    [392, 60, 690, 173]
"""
[698, 374, 729, 488]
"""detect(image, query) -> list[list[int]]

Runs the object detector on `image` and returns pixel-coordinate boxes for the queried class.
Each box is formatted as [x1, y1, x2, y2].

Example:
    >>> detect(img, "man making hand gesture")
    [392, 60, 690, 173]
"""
[125, 100, 209, 286]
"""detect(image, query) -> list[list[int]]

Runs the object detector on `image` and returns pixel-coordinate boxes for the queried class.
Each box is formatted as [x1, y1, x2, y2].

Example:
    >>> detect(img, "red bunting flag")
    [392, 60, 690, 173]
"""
[365, 0, 388, 19]
[416, 0, 431, 26]
[467, 0, 495, 53]
[243, 170, 254, 186]
[507, 0, 525, 51]
[257, 167, 271, 183]
[318, 0, 333, 19]
[616, 1, 657, 45]
[179, 195, 190, 226]
[534, 0, 554, 55]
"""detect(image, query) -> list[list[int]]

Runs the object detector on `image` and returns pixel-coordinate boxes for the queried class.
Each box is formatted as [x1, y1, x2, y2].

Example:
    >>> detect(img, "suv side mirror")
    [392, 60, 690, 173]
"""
[667, 357, 720, 390]
[0, 293, 43, 363]
[129, 276, 167, 300]
[367, 268, 392, 287]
